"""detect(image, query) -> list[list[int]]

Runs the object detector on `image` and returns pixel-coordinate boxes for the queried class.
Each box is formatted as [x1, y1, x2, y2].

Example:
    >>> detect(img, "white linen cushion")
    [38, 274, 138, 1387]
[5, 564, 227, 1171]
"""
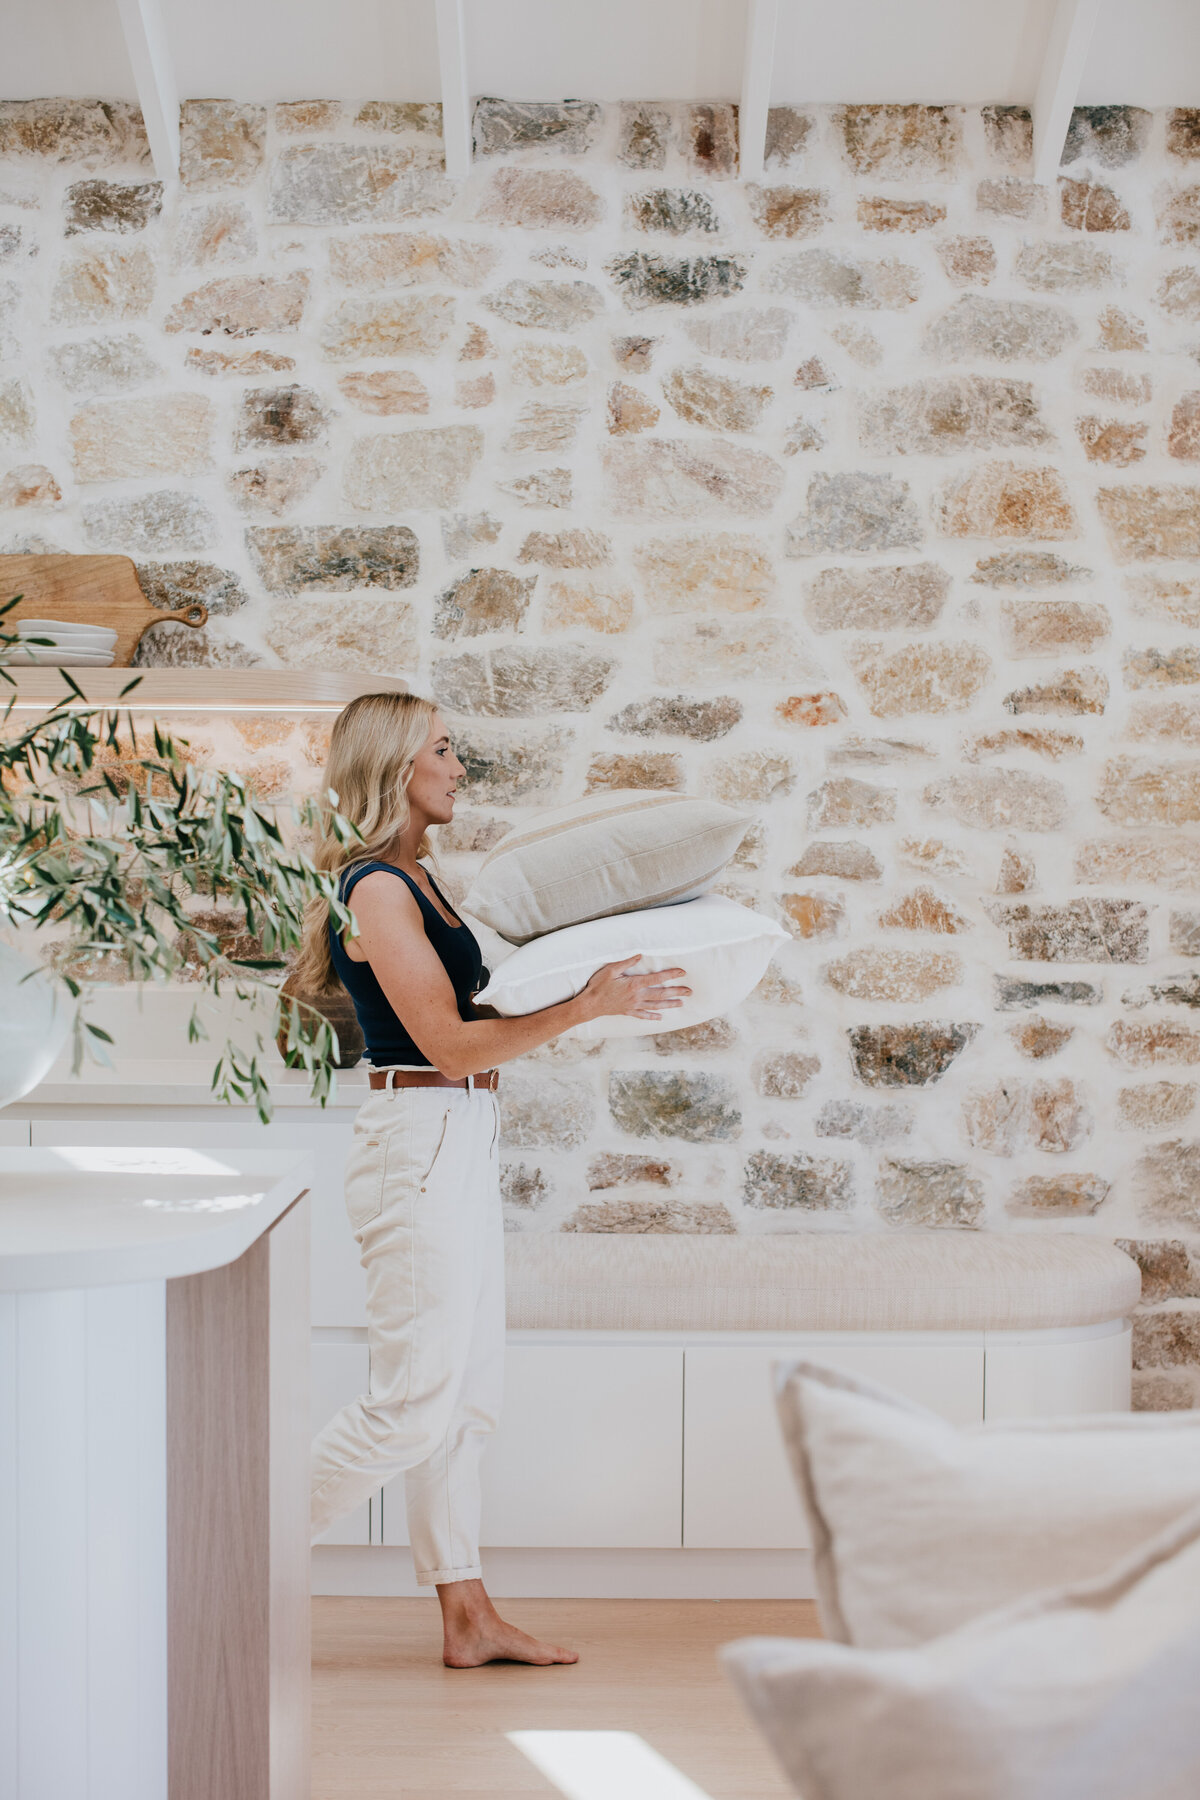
[775, 1359, 1200, 1648]
[722, 1504, 1200, 1800]
[474, 895, 786, 1040]
[463, 790, 751, 944]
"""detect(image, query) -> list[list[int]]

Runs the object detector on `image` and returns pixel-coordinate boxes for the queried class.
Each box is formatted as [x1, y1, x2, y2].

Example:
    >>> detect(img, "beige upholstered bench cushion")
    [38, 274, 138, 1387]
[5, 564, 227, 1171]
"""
[504, 1232, 1140, 1333]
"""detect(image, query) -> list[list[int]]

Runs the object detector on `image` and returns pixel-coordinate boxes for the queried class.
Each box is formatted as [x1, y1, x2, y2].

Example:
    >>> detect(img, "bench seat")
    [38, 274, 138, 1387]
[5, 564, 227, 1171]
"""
[505, 1231, 1140, 1334]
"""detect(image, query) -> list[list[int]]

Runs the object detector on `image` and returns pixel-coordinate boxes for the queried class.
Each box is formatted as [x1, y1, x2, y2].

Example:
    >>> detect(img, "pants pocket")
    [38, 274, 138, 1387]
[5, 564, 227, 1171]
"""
[418, 1107, 452, 1185]
[344, 1125, 389, 1231]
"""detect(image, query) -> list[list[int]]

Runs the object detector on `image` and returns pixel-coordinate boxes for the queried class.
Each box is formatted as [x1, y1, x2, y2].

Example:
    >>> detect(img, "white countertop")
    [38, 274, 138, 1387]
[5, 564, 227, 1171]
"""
[13, 1059, 371, 1109]
[0, 1147, 313, 1290]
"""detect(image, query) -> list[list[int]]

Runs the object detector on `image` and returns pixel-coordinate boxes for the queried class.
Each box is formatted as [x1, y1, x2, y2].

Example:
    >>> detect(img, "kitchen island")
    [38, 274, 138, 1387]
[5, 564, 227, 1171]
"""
[0, 1146, 312, 1800]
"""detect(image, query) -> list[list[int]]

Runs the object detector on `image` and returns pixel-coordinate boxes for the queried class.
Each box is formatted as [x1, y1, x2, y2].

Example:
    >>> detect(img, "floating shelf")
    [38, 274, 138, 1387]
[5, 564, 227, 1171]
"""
[1, 669, 410, 713]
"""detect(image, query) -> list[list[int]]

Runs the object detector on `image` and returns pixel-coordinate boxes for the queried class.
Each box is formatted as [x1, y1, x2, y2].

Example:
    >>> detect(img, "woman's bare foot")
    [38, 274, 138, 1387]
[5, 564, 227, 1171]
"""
[437, 1578, 578, 1668]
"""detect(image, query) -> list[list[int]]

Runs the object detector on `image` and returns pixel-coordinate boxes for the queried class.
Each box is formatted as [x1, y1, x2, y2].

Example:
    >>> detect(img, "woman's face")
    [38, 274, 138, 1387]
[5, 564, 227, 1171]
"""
[406, 710, 466, 826]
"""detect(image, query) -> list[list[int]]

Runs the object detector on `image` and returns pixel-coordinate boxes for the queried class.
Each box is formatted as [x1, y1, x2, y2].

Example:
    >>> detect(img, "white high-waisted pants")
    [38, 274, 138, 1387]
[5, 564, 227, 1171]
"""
[310, 1079, 504, 1585]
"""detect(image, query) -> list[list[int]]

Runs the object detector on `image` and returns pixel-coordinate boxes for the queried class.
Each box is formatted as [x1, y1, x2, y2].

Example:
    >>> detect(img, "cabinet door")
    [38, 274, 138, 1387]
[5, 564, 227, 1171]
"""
[684, 1340, 985, 1550]
[0, 1120, 30, 1145]
[984, 1326, 1133, 1420]
[310, 1342, 379, 1546]
[29, 1113, 366, 1329]
[382, 1344, 685, 1550]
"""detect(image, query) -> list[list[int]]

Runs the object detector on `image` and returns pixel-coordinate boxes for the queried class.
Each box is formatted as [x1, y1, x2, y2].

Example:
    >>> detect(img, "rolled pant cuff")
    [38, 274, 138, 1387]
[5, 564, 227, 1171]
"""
[418, 1563, 483, 1586]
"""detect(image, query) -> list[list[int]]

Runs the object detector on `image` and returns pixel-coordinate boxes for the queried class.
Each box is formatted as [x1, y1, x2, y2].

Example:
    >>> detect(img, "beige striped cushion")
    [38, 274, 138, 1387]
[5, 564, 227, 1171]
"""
[463, 790, 751, 944]
[504, 1232, 1140, 1333]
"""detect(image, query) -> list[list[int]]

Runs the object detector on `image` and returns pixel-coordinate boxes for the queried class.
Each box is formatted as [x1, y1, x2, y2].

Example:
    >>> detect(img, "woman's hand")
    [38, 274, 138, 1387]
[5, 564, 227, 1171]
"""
[576, 957, 691, 1023]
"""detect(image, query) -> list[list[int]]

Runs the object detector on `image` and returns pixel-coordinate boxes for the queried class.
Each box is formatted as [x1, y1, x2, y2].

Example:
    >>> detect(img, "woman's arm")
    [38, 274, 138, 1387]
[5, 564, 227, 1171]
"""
[346, 872, 689, 1079]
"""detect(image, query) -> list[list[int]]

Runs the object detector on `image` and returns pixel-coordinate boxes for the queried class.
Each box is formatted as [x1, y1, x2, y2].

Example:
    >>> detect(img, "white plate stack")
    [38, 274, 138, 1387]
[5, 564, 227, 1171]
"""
[4, 619, 118, 667]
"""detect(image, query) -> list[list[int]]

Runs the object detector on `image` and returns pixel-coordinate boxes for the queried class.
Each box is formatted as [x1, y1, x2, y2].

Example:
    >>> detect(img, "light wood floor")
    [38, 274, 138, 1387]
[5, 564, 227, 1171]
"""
[312, 1596, 820, 1799]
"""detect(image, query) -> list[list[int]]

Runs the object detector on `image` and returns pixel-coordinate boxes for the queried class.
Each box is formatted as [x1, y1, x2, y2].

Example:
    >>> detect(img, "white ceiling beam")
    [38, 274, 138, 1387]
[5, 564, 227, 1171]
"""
[435, 0, 472, 180]
[114, 0, 180, 183]
[1032, 0, 1102, 187]
[739, 0, 780, 182]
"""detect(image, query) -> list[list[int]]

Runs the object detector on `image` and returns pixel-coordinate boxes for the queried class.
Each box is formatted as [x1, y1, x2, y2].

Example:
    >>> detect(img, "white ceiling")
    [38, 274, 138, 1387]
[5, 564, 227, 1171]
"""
[2, 0, 1200, 108]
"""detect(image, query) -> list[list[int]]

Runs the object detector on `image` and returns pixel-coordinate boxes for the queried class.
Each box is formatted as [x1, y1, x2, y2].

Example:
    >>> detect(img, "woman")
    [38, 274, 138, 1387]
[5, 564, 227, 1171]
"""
[297, 692, 689, 1668]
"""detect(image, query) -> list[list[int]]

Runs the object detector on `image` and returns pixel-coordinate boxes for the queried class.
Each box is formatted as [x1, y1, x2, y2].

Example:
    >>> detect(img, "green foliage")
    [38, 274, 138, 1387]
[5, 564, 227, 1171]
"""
[0, 595, 357, 1122]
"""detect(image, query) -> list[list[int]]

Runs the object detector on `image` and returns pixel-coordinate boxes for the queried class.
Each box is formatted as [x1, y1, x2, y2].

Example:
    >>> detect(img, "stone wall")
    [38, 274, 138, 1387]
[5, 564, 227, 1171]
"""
[3, 95, 1200, 1403]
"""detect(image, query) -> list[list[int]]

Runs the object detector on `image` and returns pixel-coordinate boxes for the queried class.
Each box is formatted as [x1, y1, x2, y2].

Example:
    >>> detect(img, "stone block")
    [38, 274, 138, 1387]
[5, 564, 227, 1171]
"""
[544, 579, 633, 635]
[787, 472, 921, 555]
[164, 272, 309, 338]
[973, 553, 1092, 588]
[1168, 394, 1200, 462]
[433, 645, 615, 716]
[1117, 1237, 1200, 1301]
[477, 168, 603, 230]
[685, 104, 738, 176]
[456, 368, 491, 412]
[996, 847, 1036, 891]
[767, 248, 919, 309]
[501, 1163, 551, 1210]
[345, 424, 482, 510]
[858, 196, 945, 232]
[876, 1160, 984, 1228]
[275, 100, 342, 134]
[778, 889, 849, 940]
[505, 401, 585, 454]
[319, 294, 454, 359]
[857, 376, 1051, 456]
[1007, 1174, 1110, 1216]
[1133, 1308, 1200, 1370]
[586, 751, 681, 792]
[784, 419, 825, 455]
[938, 236, 997, 286]
[1157, 266, 1200, 319]
[1001, 599, 1110, 656]
[605, 439, 783, 519]
[964, 727, 1082, 761]
[626, 188, 721, 235]
[777, 691, 848, 728]
[180, 100, 265, 191]
[483, 279, 604, 330]
[501, 1073, 595, 1149]
[1009, 1020, 1074, 1060]
[923, 295, 1076, 362]
[789, 842, 882, 882]
[838, 105, 961, 178]
[63, 178, 161, 235]
[607, 383, 660, 434]
[1172, 913, 1200, 955]
[46, 334, 160, 396]
[609, 1070, 741, 1142]
[1004, 667, 1108, 715]
[1108, 1023, 1200, 1068]
[0, 99, 150, 167]
[707, 750, 793, 805]
[606, 695, 741, 741]
[743, 1150, 853, 1211]
[1075, 837, 1200, 893]
[1124, 972, 1200, 1009]
[70, 393, 212, 482]
[607, 252, 747, 309]
[1017, 239, 1120, 289]
[923, 769, 1068, 831]
[233, 385, 327, 449]
[337, 369, 429, 414]
[355, 101, 441, 135]
[0, 379, 33, 445]
[847, 640, 990, 717]
[264, 594, 417, 675]
[663, 365, 771, 432]
[935, 461, 1077, 540]
[764, 108, 812, 167]
[245, 524, 418, 593]
[132, 623, 258, 669]
[267, 145, 451, 224]
[1059, 178, 1130, 231]
[816, 1100, 911, 1145]
[804, 562, 947, 633]
[0, 465, 60, 507]
[752, 1051, 821, 1099]
[81, 490, 216, 553]
[634, 533, 774, 613]
[498, 468, 573, 508]
[1169, 110, 1200, 160]
[1061, 105, 1151, 168]
[825, 947, 961, 1001]
[1077, 417, 1146, 466]
[1120, 1085, 1198, 1134]
[995, 975, 1101, 1009]
[981, 105, 1033, 168]
[654, 618, 807, 685]
[807, 777, 896, 830]
[976, 178, 1040, 219]
[519, 529, 611, 568]
[746, 186, 828, 238]
[134, 561, 248, 617]
[963, 1078, 1092, 1155]
[564, 1197, 737, 1233]
[1080, 368, 1152, 406]
[1125, 645, 1200, 688]
[329, 232, 498, 289]
[652, 1019, 738, 1057]
[877, 887, 968, 931]
[1096, 756, 1200, 825]
[512, 343, 588, 386]
[433, 568, 535, 638]
[186, 347, 295, 378]
[454, 728, 571, 803]
[587, 1153, 679, 1190]
[51, 245, 154, 324]
[995, 896, 1148, 963]
[618, 103, 671, 170]
[473, 97, 600, 156]
[172, 201, 256, 270]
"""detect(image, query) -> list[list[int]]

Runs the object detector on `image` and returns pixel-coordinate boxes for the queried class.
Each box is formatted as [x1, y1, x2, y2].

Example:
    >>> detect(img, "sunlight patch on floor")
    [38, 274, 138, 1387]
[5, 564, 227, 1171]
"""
[509, 1730, 716, 1800]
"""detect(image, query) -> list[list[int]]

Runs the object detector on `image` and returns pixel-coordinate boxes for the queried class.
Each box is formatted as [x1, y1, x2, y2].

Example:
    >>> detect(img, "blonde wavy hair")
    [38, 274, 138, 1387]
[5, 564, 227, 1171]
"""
[294, 690, 439, 995]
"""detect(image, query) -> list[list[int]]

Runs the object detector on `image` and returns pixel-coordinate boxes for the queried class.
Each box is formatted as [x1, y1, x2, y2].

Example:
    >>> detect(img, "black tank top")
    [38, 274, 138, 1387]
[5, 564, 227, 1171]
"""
[328, 861, 487, 1068]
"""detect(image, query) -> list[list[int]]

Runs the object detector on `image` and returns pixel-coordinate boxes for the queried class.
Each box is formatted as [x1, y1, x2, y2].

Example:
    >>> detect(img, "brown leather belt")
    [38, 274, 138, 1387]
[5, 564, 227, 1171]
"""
[368, 1068, 499, 1092]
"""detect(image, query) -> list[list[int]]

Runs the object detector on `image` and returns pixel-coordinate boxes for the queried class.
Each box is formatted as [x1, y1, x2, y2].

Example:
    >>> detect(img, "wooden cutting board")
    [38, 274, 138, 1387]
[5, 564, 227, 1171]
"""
[0, 554, 208, 666]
